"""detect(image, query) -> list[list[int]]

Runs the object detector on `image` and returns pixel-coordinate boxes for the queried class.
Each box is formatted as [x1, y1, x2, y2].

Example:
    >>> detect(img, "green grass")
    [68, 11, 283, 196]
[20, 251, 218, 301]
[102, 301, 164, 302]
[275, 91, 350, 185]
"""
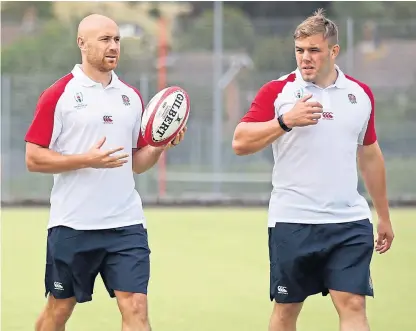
[2, 207, 415, 331]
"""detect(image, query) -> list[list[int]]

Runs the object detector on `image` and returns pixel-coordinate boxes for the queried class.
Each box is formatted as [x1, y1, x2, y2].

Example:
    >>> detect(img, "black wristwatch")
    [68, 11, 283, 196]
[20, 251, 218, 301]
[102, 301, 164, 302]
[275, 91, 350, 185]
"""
[277, 115, 292, 132]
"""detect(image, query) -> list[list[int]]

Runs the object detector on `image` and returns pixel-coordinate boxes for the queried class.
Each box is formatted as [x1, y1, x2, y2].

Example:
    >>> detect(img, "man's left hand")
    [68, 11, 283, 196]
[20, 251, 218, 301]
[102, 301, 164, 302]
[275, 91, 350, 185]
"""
[375, 219, 394, 254]
[165, 127, 187, 150]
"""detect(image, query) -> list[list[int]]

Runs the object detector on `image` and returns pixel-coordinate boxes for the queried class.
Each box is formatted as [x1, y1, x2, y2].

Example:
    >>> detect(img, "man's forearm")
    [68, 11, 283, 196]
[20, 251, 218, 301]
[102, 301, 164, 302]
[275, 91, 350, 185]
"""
[132, 145, 164, 174]
[359, 153, 390, 221]
[232, 120, 287, 156]
[26, 146, 89, 174]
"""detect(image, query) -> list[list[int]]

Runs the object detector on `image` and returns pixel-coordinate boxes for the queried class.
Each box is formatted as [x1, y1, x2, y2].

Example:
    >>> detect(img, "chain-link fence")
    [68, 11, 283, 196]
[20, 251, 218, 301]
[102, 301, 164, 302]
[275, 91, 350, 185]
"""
[2, 7, 416, 205]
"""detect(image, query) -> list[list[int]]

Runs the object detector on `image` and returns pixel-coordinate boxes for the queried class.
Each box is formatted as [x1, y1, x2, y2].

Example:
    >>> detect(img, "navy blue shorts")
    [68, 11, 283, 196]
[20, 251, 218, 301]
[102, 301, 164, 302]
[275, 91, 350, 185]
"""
[268, 219, 374, 303]
[45, 224, 150, 303]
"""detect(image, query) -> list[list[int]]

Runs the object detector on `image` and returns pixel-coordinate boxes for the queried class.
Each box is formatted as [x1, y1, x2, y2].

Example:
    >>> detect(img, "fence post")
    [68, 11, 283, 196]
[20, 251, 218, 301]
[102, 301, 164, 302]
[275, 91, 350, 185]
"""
[138, 74, 150, 197]
[346, 17, 354, 74]
[212, 1, 223, 195]
[1, 75, 12, 203]
[139, 73, 149, 104]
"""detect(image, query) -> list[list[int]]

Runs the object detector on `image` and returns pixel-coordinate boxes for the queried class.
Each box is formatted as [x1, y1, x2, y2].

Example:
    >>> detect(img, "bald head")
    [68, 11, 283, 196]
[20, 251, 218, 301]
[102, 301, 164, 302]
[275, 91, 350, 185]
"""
[77, 14, 121, 73]
[77, 14, 118, 39]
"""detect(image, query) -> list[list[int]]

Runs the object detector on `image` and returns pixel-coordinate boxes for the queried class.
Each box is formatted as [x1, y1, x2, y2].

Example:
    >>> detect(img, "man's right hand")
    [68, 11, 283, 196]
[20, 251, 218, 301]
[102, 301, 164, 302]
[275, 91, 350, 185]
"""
[85, 137, 129, 168]
[283, 94, 323, 128]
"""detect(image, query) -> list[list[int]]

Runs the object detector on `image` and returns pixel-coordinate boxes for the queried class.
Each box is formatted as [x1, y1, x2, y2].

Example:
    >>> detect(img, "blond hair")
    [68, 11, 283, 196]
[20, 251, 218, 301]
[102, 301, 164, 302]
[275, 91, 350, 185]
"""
[293, 8, 339, 45]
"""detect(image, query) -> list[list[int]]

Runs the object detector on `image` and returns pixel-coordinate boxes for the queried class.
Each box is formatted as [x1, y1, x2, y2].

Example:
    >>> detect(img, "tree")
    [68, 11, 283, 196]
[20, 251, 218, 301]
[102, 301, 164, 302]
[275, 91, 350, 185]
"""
[1, 2, 53, 21]
[176, 6, 256, 52]
[252, 37, 296, 72]
[331, 1, 416, 20]
[1, 20, 79, 75]
[185, 1, 332, 19]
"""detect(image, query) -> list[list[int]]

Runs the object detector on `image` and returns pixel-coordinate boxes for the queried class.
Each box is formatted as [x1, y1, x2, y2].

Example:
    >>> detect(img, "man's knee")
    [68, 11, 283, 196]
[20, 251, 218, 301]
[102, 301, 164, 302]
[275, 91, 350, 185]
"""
[116, 291, 148, 323]
[52, 301, 76, 325]
[271, 302, 303, 323]
[330, 290, 366, 316]
[40, 295, 76, 327]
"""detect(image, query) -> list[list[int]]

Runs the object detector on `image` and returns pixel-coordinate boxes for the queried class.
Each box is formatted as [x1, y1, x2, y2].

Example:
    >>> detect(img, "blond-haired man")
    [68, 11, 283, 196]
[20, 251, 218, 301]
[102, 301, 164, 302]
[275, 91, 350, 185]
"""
[233, 9, 394, 331]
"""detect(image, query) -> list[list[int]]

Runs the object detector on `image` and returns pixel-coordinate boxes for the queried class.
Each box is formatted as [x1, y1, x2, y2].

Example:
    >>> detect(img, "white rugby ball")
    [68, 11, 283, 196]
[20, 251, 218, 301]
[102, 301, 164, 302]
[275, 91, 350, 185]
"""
[141, 86, 190, 147]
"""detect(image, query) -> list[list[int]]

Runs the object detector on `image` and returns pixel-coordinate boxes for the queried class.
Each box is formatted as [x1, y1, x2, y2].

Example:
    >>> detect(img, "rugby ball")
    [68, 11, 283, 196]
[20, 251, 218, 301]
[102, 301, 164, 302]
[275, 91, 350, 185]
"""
[141, 86, 190, 147]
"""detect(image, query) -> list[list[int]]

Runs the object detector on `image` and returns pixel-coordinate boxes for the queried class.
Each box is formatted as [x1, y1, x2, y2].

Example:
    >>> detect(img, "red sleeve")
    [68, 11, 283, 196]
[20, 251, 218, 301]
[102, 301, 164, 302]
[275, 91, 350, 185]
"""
[240, 73, 295, 123]
[345, 75, 377, 145]
[25, 74, 73, 147]
[121, 80, 148, 149]
[134, 87, 148, 149]
[137, 134, 148, 148]
[362, 86, 377, 145]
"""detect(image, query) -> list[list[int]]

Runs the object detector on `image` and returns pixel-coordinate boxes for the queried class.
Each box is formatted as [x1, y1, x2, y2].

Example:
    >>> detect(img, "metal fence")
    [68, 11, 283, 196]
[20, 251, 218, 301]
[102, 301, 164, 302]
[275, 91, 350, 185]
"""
[2, 10, 416, 205]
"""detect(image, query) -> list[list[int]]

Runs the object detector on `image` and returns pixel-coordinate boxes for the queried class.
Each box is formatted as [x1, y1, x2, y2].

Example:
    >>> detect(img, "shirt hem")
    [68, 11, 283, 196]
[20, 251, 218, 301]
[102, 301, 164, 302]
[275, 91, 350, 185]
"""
[268, 215, 372, 226]
[47, 219, 146, 230]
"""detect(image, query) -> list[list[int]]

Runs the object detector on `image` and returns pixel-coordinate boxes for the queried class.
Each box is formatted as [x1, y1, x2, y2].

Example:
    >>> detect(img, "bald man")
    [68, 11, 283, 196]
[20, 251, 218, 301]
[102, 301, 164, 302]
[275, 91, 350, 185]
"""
[25, 14, 185, 331]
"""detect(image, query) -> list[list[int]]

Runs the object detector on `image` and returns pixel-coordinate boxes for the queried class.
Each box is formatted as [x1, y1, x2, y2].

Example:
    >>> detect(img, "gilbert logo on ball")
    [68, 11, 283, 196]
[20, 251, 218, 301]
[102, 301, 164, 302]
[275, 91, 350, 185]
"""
[141, 86, 190, 147]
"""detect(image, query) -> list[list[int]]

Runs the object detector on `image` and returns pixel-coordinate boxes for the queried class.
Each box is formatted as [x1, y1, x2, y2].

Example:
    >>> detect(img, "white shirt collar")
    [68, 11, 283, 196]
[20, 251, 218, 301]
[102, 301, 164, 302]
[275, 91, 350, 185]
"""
[294, 64, 347, 89]
[71, 64, 121, 89]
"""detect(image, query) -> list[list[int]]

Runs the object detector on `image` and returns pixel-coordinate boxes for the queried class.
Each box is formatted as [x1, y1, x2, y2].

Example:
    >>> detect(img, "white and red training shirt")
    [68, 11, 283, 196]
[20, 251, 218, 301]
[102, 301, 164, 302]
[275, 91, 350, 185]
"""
[25, 64, 148, 230]
[241, 65, 376, 226]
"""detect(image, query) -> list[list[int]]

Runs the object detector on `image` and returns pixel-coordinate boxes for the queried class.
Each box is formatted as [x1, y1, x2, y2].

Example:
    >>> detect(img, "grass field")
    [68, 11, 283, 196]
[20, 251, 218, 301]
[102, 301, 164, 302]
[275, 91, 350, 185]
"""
[2, 207, 415, 331]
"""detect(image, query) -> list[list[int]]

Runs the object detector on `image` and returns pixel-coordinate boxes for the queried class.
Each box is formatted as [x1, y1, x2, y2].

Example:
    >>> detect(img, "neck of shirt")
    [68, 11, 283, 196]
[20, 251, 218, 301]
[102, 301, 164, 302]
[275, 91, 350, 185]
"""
[80, 63, 112, 88]
[312, 68, 339, 89]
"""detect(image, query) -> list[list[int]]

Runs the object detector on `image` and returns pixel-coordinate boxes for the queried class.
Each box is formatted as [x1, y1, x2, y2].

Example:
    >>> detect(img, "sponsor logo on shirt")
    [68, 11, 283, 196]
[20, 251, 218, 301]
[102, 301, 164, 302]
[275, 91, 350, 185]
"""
[322, 112, 334, 120]
[103, 115, 113, 124]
